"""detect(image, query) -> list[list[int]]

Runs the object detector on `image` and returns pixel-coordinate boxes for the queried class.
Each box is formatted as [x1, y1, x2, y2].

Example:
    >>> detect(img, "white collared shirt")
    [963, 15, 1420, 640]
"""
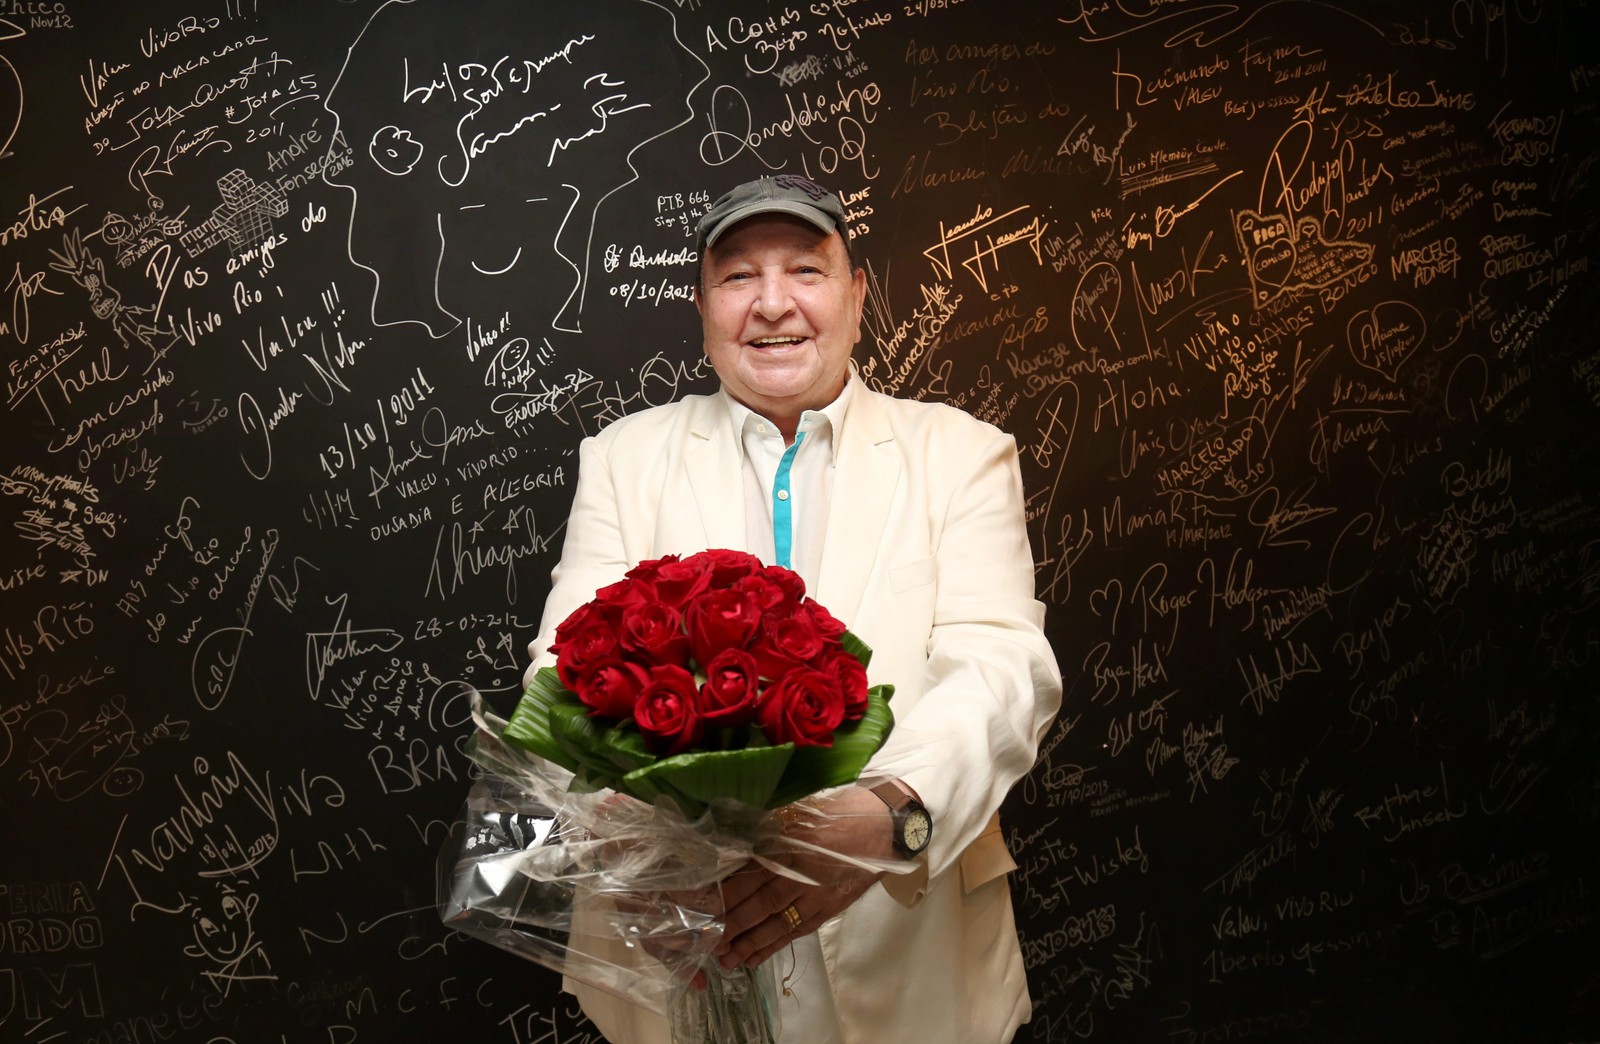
[722, 376, 856, 1042]
[721, 377, 854, 593]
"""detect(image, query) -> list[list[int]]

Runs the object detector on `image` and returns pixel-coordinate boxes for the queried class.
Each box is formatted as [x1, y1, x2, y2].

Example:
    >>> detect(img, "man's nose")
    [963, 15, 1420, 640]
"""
[752, 274, 794, 320]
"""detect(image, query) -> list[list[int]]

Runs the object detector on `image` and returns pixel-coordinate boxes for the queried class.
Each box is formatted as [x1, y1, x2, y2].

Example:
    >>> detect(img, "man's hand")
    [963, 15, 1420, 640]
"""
[712, 785, 898, 971]
[610, 888, 722, 990]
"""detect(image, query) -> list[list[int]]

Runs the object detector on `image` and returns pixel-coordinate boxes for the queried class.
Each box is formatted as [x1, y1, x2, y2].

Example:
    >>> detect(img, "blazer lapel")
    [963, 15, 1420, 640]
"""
[815, 386, 900, 624]
[683, 394, 748, 553]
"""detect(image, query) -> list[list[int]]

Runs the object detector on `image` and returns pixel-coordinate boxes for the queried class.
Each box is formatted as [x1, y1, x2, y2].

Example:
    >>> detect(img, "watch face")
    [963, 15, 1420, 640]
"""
[903, 809, 932, 853]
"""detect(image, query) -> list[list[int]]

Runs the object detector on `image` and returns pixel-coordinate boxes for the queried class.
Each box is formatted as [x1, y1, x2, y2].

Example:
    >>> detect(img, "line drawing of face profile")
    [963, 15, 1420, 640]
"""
[322, 0, 706, 339]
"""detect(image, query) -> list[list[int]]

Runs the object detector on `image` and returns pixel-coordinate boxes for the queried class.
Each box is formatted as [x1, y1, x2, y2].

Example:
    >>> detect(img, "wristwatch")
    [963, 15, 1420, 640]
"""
[869, 781, 932, 858]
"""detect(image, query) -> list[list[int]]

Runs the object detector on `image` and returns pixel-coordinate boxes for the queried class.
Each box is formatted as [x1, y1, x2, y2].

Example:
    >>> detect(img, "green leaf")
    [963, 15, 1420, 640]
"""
[766, 685, 895, 808]
[547, 702, 657, 774]
[549, 703, 637, 788]
[500, 668, 580, 769]
[501, 667, 658, 787]
[566, 771, 606, 795]
[841, 630, 873, 670]
[596, 725, 657, 775]
[621, 744, 797, 820]
[499, 668, 897, 819]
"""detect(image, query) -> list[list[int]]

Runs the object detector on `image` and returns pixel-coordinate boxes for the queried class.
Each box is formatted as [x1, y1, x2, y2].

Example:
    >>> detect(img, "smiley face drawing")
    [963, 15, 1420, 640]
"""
[323, 0, 706, 338]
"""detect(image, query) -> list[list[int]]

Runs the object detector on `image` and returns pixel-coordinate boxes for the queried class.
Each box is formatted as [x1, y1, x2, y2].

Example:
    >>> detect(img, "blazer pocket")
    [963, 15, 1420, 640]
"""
[960, 812, 1019, 895]
[889, 555, 937, 594]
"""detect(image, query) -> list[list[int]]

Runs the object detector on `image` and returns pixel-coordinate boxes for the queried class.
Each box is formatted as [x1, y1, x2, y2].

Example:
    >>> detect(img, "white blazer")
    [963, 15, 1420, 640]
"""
[525, 383, 1062, 1044]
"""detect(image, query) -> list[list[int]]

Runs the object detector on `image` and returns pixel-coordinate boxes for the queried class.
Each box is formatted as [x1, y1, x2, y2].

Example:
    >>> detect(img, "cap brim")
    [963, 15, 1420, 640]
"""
[702, 200, 838, 249]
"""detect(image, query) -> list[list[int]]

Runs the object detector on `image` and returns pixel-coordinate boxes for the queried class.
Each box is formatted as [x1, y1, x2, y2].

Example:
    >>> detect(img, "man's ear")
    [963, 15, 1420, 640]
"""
[849, 266, 867, 343]
[693, 286, 703, 317]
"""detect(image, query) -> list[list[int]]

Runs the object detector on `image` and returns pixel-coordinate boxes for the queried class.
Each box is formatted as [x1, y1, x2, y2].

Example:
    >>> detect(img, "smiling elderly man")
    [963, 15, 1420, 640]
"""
[524, 174, 1062, 1044]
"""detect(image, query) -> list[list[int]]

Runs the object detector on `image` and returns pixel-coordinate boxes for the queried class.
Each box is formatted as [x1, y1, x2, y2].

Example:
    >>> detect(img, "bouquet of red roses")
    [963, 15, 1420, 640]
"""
[502, 548, 894, 820]
[443, 550, 896, 1044]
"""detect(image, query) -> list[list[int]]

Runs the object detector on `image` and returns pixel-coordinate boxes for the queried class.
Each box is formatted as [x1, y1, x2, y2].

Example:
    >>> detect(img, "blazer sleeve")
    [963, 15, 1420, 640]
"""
[867, 424, 1063, 905]
[522, 432, 631, 682]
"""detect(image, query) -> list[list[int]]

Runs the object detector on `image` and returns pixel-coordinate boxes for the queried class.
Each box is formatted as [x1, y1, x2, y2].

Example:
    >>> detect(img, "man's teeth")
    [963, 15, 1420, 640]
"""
[751, 336, 804, 345]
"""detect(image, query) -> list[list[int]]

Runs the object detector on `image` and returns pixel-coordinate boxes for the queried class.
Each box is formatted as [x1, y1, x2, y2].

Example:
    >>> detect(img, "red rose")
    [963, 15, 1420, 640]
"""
[797, 598, 847, 641]
[827, 651, 869, 720]
[555, 621, 621, 690]
[620, 601, 690, 667]
[759, 612, 824, 669]
[696, 649, 762, 726]
[690, 548, 764, 587]
[551, 600, 605, 654]
[685, 588, 761, 667]
[623, 556, 671, 586]
[760, 565, 807, 605]
[573, 661, 651, 720]
[757, 668, 846, 747]
[634, 665, 703, 755]
[732, 573, 790, 614]
[592, 578, 645, 617]
[747, 631, 802, 682]
[630, 556, 713, 609]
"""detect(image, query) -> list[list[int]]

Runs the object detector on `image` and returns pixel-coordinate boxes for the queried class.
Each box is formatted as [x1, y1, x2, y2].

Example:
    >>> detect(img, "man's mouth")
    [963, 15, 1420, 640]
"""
[749, 335, 806, 347]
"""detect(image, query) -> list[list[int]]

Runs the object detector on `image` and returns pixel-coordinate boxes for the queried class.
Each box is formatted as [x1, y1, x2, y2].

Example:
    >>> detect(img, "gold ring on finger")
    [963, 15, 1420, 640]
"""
[782, 904, 803, 929]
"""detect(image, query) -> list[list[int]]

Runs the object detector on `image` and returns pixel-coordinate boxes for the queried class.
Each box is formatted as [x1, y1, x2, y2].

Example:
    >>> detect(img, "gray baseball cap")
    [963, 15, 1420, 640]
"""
[695, 175, 848, 251]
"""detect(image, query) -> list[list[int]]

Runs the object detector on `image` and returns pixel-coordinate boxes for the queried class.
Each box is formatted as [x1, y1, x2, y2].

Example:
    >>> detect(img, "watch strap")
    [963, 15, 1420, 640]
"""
[869, 781, 912, 813]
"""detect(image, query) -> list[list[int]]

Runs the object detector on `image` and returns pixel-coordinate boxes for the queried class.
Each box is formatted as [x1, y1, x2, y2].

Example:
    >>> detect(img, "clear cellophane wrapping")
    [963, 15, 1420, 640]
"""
[438, 694, 906, 1042]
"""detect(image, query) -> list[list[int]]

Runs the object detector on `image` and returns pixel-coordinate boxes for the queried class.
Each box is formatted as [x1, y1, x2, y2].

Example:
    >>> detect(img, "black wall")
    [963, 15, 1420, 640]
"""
[3, 1, 1598, 1040]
